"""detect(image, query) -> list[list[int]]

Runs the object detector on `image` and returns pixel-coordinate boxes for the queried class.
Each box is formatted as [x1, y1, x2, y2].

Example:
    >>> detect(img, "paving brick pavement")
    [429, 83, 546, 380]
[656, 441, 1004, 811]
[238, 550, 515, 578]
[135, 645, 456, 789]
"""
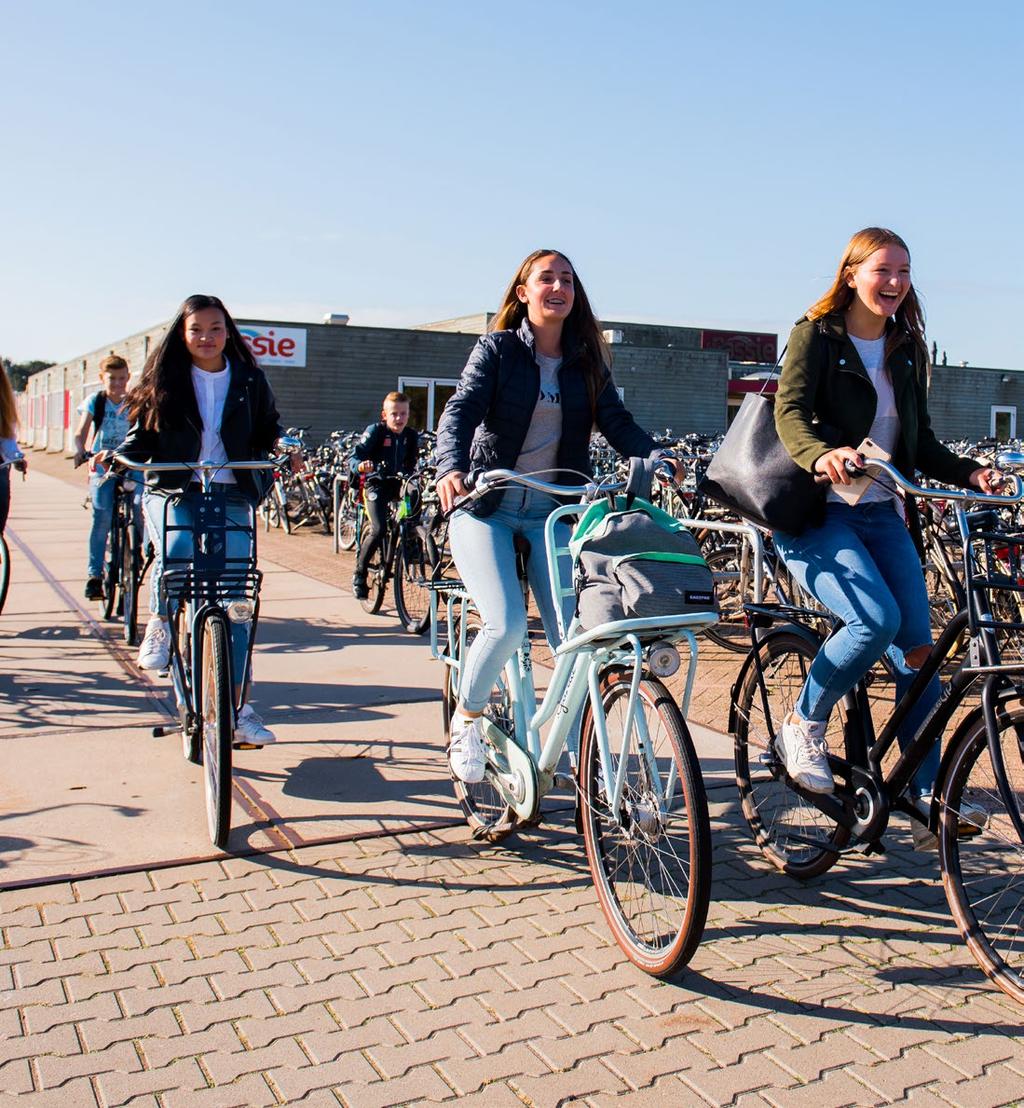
[3, 798, 1024, 1107]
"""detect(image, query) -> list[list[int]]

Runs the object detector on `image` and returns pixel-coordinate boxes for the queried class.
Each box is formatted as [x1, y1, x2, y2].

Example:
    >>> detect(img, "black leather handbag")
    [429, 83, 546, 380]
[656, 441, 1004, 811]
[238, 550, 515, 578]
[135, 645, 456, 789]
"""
[698, 353, 834, 535]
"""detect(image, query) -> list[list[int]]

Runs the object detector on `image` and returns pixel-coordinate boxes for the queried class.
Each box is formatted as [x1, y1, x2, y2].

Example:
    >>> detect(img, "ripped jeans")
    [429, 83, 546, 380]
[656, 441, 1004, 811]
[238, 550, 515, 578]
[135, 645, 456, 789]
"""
[773, 500, 940, 799]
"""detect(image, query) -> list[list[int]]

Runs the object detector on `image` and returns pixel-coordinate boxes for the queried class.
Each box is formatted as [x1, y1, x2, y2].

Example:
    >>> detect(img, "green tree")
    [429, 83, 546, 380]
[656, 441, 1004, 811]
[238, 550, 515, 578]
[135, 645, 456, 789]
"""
[2, 359, 54, 391]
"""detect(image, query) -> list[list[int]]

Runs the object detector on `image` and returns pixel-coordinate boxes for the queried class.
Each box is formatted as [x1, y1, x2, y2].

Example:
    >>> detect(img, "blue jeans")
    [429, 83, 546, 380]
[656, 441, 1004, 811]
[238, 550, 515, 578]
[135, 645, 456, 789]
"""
[88, 470, 142, 578]
[449, 487, 574, 714]
[144, 487, 255, 691]
[773, 500, 940, 798]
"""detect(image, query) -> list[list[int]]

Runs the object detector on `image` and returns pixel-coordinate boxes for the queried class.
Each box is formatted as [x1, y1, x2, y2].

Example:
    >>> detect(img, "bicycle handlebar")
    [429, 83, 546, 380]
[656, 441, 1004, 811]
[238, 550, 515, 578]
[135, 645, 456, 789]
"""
[843, 457, 1024, 506]
[463, 468, 627, 502]
[111, 454, 283, 474]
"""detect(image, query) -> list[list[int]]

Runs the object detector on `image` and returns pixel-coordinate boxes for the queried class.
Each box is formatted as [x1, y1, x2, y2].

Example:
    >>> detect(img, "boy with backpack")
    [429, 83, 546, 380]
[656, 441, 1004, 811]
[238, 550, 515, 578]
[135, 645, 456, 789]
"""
[73, 354, 135, 600]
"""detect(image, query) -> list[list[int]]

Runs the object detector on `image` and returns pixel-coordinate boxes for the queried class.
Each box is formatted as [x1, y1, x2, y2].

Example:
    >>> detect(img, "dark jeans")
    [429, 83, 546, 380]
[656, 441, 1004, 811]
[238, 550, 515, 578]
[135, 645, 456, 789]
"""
[355, 476, 400, 576]
[0, 468, 9, 533]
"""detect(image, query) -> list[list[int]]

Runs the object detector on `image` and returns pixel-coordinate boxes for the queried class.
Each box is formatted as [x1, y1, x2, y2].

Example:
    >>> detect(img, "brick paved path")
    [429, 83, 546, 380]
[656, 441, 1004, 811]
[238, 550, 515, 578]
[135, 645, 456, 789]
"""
[6, 453, 1024, 1106]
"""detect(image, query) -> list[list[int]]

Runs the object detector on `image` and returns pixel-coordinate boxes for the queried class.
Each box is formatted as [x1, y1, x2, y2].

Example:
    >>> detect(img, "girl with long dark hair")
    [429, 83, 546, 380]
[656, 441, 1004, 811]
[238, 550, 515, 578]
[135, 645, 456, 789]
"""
[122, 294, 282, 745]
[434, 249, 674, 783]
[773, 228, 1000, 847]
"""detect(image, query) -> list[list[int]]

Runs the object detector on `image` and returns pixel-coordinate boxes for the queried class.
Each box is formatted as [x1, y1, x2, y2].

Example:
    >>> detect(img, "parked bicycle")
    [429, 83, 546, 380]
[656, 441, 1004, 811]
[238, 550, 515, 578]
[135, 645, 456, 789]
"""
[0, 454, 25, 616]
[731, 455, 1024, 1005]
[431, 466, 718, 977]
[116, 454, 279, 849]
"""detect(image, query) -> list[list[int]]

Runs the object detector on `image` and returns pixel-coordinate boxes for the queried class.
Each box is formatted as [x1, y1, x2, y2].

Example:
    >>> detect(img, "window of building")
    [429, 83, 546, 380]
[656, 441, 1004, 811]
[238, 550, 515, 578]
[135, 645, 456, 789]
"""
[398, 377, 459, 431]
[991, 406, 1017, 441]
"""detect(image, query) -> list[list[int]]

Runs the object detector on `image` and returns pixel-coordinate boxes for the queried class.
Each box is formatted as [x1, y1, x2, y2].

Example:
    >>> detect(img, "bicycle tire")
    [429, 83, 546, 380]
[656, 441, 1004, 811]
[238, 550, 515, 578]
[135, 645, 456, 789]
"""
[940, 701, 1024, 1005]
[173, 603, 200, 765]
[359, 543, 387, 614]
[201, 612, 233, 849]
[702, 545, 748, 653]
[394, 530, 436, 635]
[733, 631, 850, 878]
[122, 526, 140, 646]
[579, 667, 712, 976]
[443, 609, 517, 842]
[0, 532, 9, 616]
[102, 520, 120, 621]
[276, 485, 292, 535]
[336, 492, 358, 551]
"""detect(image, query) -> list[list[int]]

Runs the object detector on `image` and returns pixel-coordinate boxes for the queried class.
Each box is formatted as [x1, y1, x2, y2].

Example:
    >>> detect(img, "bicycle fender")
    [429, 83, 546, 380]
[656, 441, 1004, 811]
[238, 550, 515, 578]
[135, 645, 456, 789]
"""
[727, 622, 823, 735]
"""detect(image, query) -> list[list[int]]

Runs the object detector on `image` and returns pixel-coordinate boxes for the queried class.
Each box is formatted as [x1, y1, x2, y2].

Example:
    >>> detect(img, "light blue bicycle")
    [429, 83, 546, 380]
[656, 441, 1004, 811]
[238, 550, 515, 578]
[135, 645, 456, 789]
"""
[430, 466, 718, 976]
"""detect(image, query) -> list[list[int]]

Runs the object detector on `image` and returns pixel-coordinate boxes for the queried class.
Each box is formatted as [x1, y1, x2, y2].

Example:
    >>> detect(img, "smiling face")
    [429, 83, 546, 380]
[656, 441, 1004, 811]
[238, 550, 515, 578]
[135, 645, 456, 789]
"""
[182, 307, 228, 371]
[516, 253, 575, 328]
[846, 244, 911, 322]
[101, 364, 130, 402]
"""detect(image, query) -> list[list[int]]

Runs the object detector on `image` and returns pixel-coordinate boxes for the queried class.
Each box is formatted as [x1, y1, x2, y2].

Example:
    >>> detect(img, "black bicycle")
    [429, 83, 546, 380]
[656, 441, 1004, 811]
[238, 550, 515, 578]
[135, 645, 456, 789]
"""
[731, 455, 1024, 1005]
[358, 469, 439, 634]
[116, 455, 278, 849]
[0, 455, 24, 616]
[100, 469, 152, 646]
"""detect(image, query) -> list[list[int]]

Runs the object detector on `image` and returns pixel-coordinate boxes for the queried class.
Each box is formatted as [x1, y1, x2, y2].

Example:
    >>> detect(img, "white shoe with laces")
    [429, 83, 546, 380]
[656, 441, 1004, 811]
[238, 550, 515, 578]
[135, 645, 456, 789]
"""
[235, 704, 276, 746]
[776, 713, 834, 794]
[137, 617, 170, 671]
[449, 714, 487, 784]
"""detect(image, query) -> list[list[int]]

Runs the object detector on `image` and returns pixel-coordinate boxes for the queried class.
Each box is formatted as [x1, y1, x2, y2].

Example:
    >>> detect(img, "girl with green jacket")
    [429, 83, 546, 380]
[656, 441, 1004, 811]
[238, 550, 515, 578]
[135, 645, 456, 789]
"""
[772, 227, 1000, 849]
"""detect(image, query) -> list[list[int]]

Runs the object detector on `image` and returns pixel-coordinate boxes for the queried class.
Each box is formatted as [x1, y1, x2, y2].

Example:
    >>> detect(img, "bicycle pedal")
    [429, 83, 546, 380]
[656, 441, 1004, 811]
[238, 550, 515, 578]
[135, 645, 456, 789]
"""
[232, 740, 262, 751]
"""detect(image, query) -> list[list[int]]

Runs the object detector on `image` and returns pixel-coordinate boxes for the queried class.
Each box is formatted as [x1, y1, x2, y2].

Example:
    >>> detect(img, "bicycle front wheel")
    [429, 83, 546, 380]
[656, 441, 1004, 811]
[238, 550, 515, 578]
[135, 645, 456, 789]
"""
[0, 532, 9, 616]
[940, 702, 1024, 1005]
[201, 612, 233, 849]
[102, 524, 120, 621]
[122, 527, 140, 646]
[733, 631, 850, 879]
[394, 530, 436, 635]
[359, 543, 387, 615]
[580, 668, 711, 977]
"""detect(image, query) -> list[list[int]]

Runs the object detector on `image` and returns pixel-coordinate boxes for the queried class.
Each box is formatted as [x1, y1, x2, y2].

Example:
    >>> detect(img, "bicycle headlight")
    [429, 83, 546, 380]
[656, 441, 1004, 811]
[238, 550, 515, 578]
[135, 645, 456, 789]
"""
[646, 640, 680, 678]
[227, 600, 254, 623]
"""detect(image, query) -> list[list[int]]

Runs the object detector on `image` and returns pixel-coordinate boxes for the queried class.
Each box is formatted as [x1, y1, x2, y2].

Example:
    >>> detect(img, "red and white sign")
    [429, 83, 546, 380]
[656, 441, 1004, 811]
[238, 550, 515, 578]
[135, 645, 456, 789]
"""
[239, 325, 307, 367]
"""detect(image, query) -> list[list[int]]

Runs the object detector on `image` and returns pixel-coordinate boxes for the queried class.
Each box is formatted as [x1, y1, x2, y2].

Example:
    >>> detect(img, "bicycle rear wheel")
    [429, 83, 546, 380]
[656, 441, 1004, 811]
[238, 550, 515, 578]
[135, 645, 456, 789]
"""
[0, 533, 9, 616]
[443, 609, 517, 842]
[733, 631, 850, 878]
[580, 668, 711, 976]
[394, 530, 436, 634]
[201, 611, 233, 849]
[336, 490, 358, 551]
[940, 702, 1024, 1005]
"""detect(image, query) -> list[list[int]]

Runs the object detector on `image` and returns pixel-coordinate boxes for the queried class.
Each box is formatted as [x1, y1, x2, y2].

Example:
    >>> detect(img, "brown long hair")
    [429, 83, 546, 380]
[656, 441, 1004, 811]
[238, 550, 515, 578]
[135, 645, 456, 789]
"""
[807, 227, 928, 363]
[0, 363, 18, 440]
[490, 249, 609, 412]
[126, 294, 259, 430]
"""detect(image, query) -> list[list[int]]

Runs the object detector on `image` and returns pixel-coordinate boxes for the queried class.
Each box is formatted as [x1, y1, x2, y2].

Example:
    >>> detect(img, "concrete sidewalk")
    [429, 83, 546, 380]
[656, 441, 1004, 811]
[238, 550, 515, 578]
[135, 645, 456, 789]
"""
[2, 458, 1024, 1106]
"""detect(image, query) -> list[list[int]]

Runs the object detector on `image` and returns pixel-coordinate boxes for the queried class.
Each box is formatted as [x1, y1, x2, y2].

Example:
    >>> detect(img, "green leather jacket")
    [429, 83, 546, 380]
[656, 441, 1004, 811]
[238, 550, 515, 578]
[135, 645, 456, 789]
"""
[774, 313, 978, 488]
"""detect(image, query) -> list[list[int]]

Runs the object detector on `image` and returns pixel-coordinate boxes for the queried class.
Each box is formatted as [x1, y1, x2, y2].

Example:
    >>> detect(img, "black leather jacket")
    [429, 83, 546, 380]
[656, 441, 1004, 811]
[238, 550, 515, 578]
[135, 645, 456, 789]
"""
[435, 318, 657, 516]
[119, 362, 282, 502]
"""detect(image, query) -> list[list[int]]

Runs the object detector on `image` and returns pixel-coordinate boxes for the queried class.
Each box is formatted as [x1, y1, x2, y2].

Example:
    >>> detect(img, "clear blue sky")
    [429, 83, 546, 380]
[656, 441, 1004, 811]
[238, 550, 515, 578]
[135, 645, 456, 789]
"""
[2, 1, 1021, 369]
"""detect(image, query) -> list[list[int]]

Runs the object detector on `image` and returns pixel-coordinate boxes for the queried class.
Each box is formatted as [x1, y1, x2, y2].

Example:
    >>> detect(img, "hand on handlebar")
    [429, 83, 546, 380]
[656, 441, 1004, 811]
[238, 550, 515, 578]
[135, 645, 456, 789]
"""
[815, 447, 866, 485]
[357, 460, 375, 475]
[436, 470, 469, 513]
[969, 466, 1006, 495]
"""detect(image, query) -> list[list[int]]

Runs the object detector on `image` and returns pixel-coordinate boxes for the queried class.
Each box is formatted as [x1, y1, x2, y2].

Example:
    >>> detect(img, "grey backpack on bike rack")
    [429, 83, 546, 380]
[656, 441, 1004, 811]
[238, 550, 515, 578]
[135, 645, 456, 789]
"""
[570, 458, 718, 632]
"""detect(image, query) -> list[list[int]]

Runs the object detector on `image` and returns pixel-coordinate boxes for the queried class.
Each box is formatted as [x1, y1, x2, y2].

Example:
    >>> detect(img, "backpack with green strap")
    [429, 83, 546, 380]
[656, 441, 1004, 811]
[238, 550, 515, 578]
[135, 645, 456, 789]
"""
[569, 493, 717, 632]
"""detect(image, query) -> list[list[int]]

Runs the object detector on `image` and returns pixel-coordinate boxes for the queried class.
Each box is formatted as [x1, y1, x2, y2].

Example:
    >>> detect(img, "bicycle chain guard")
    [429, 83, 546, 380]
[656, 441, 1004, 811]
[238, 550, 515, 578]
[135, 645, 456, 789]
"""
[482, 718, 539, 821]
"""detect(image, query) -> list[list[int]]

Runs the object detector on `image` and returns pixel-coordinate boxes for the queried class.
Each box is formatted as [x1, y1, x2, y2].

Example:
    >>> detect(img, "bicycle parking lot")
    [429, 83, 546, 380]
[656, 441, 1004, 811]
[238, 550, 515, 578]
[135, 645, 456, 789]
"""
[2, 457, 1024, 1106]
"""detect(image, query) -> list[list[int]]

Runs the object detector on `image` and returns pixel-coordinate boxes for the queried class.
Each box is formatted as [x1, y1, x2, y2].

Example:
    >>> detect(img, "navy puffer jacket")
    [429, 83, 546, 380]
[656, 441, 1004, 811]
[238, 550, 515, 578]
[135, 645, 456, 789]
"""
[435, 317, 657, 516]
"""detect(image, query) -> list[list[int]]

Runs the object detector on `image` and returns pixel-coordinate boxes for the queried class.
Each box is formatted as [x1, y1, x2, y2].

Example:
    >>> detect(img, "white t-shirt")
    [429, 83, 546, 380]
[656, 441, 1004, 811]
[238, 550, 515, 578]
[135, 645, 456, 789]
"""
[191, 360, 234, 484]
[514, 353, 563, 477]
[828, 334, 901, 508]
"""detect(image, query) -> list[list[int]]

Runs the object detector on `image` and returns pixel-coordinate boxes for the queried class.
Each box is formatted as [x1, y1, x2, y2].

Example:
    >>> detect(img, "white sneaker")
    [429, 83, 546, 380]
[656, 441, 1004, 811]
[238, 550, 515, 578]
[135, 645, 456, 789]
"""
[776, 713, 834, 794]
[235, 704, 276, 746]
[137, 618, 170, 670]
[449, 714, 487, 783]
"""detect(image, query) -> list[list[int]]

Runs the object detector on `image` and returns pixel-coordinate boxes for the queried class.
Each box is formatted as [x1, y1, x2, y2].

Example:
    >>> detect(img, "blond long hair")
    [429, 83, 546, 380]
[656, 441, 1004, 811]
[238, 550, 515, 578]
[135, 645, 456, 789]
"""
[808, 227, 928, 361]
[0, 364, 18, 440]
[491, 249, 609, 413]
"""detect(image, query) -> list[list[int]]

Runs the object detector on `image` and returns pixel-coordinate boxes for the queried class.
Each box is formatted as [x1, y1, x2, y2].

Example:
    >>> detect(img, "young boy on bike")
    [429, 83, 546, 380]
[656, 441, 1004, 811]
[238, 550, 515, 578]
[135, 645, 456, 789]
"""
[73, 354, 137, 601]
[351, 391, 419, 599]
